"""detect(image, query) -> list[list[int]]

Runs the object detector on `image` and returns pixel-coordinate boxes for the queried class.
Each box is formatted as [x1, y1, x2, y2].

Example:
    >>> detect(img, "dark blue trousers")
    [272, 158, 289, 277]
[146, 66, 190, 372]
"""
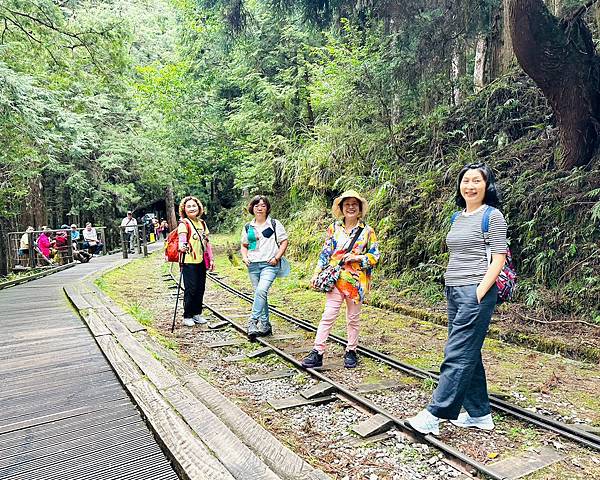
[427, 284, 497, 419]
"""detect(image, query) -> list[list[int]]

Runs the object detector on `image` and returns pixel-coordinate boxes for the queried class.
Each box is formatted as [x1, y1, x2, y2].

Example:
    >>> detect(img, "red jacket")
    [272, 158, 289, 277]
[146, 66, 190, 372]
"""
[55, 234, 68, 252]
[37, 233, 51, 257]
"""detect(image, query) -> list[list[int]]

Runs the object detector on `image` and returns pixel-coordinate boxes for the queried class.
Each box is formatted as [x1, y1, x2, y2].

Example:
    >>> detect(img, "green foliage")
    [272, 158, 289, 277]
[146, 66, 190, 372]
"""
[0, 0, 196, 229]
[2, 0, 598, 323]
[147, 0, 599, 321]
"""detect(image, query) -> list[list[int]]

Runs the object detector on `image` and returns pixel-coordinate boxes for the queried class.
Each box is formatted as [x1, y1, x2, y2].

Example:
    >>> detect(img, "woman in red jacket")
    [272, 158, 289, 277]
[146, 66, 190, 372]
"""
[36, 227, 53, 263]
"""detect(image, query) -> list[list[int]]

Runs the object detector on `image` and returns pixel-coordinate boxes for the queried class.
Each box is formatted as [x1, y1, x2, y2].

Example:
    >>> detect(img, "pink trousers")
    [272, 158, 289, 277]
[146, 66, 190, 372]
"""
[314, 287, 362, 353]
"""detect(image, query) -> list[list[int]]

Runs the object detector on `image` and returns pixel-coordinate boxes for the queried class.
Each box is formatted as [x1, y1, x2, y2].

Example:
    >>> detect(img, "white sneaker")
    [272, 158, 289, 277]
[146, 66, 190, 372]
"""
[182, 318, 195, 327]
[407, 409, 440, 436]
[192, 315, 208, 325]
[450, 412, 495, 431]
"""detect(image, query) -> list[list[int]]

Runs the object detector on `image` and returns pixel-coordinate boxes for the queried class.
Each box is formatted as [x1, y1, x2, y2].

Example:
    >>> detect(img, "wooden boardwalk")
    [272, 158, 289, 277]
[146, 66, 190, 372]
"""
[0, 253, 179, 480]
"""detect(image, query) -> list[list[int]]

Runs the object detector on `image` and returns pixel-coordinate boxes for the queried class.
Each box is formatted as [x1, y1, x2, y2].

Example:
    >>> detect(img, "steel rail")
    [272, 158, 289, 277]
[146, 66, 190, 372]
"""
[205, 302, 508, 480]
[166, 268, 507, 480]
[206, 272, 600, 452]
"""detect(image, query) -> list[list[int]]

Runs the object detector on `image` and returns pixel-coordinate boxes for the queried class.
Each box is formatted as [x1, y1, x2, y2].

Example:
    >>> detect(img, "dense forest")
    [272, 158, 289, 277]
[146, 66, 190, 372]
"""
[1, 0, 598, 323]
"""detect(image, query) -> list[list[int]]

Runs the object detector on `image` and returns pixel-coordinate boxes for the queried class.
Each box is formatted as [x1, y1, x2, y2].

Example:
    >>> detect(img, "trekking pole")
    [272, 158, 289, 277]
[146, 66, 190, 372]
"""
[171, 252, 186, 333]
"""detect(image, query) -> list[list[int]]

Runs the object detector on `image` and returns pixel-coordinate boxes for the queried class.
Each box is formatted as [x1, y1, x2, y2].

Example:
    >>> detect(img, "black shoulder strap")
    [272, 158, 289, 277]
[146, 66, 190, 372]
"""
[338, 226, 364, 265]
[187, 219, 206, 254]
[346, 226, 364, 253]
[271, 218, 279, 247]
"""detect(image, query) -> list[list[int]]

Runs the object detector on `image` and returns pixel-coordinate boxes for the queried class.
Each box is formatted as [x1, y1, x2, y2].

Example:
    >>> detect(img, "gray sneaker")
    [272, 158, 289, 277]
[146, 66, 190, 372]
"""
[256, 320, 272, 337]
[247, 318, 259, 338]
[450, 412, 494, 431]
[192, 314, 208, 325]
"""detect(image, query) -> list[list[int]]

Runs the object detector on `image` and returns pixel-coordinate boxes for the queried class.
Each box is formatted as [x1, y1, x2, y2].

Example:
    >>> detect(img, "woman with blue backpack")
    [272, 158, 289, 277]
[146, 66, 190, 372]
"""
[408, 163, 512, 435]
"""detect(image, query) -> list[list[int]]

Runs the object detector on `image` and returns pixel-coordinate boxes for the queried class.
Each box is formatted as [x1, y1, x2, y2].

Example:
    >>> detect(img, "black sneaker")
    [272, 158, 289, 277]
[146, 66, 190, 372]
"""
[301, 349, 323, 368]
[344, 350, 358, 368]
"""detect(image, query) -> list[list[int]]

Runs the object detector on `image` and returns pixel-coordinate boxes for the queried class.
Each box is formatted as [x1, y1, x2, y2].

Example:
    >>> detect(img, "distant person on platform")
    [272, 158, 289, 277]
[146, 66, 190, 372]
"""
[19, 226, 35, 267]
[69, 224, 90, 262]
[53, 225, 70, 264]
[70, 224, 80, 243]
[152, 218, 160, 241]
[121, 211, 137, 252]
[36, 226, 53, 264]
[82, 222, 103, 255]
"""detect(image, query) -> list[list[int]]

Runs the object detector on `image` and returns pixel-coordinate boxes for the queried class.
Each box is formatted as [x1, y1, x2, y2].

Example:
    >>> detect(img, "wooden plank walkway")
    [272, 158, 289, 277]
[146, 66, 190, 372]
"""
[0, 251, 179, 480]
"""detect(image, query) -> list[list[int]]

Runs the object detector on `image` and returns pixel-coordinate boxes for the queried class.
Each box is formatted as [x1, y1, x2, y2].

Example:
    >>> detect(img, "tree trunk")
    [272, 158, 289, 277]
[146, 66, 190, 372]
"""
[21, 176, 47, 229]
[165, 184, 177, 230]
[451, 41, 466, 105]
[488, 0, 515, 81]
[473, 34, 488, 92]
[508, 0, 600, 169]
[304, 68, 315, 129]
[548, 0, 563, 16]
[0, 219, 10, 276]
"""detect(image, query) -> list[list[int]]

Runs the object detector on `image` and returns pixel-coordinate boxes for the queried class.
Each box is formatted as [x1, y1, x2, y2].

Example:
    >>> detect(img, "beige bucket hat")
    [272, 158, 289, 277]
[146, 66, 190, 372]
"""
[331, 190, 368, 219]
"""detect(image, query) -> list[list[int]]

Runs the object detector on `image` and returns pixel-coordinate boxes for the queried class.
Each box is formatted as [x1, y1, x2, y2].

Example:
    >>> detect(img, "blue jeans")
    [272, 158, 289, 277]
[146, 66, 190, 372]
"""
[248, 262, 279, 328]
[427, 284, 497, 419]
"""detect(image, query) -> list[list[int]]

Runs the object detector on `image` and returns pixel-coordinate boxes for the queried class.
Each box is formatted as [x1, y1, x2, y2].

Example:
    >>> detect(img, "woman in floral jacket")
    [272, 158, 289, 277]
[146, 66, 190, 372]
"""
[302, 190, 380, 369]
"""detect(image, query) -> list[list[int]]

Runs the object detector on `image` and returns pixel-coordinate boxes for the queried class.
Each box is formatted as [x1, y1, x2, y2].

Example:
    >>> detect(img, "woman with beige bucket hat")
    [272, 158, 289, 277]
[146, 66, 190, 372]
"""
[302, 190, 380, 369]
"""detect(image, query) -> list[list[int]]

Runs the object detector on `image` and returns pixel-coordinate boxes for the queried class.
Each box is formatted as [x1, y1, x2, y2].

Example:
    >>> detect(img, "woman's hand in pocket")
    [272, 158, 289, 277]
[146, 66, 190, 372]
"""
[476, 285, 485, 304]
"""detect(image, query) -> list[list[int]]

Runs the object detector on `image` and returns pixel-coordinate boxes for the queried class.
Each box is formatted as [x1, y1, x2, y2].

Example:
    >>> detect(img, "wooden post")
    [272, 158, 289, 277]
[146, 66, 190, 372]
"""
[137, 226, 142, 255]
[29, 232, 36, 268]
[100, 228, 107, 256]
[67, 233, 74, 264]
[6, 233, 15, 271]
[142, 224, 148, 257]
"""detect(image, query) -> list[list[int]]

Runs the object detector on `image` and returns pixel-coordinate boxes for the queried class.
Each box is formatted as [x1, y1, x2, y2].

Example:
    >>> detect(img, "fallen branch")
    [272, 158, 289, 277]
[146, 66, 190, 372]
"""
[563, 0, 600, 23]
[516, 312, 600, 329]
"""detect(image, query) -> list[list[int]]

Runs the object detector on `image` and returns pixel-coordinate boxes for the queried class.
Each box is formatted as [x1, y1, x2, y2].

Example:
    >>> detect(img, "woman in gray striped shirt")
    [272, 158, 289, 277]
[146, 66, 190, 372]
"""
[408, 163, 507, 435]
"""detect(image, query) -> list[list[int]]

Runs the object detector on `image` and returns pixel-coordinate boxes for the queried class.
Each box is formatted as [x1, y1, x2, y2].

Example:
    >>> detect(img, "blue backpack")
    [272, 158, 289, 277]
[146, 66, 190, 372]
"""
[451, 206, 517, 302]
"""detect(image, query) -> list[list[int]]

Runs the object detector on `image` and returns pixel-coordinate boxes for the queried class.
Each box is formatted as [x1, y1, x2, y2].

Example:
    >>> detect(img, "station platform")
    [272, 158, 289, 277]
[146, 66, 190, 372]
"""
[1, 247, 328, 480]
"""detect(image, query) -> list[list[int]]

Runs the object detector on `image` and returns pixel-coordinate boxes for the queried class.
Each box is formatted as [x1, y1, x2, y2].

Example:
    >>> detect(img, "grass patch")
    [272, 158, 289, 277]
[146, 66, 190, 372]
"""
[421, 377, 437, 392]
[94, 277, 108, 291]
[148, 327, 179, 352]
[127, 303, 154, 327]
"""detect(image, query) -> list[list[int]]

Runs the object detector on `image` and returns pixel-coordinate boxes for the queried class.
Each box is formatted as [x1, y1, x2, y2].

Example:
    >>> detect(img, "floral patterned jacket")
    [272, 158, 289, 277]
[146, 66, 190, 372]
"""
[314, 220, 380, 304]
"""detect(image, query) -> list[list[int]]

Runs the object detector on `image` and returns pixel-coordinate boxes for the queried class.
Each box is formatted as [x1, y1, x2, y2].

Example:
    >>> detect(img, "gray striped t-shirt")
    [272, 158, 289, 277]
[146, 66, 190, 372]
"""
[444, 206, 507, 286]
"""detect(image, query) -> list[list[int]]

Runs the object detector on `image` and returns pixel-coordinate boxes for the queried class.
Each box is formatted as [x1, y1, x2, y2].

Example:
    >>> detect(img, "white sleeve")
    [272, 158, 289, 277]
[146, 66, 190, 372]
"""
[241, 225, 248, 245]
[275, 220, 288, 242]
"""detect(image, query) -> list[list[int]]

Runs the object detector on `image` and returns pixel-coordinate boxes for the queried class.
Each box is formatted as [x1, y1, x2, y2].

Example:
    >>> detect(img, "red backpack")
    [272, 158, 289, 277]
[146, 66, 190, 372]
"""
[164, 227, 181, 262]
[164, 219, 206, 263]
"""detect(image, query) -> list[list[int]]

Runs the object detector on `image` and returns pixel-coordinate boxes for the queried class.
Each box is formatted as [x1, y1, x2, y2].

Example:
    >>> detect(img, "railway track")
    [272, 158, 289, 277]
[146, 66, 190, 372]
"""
[204, 272, 600, 454]
[162, 268, 595, 479]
